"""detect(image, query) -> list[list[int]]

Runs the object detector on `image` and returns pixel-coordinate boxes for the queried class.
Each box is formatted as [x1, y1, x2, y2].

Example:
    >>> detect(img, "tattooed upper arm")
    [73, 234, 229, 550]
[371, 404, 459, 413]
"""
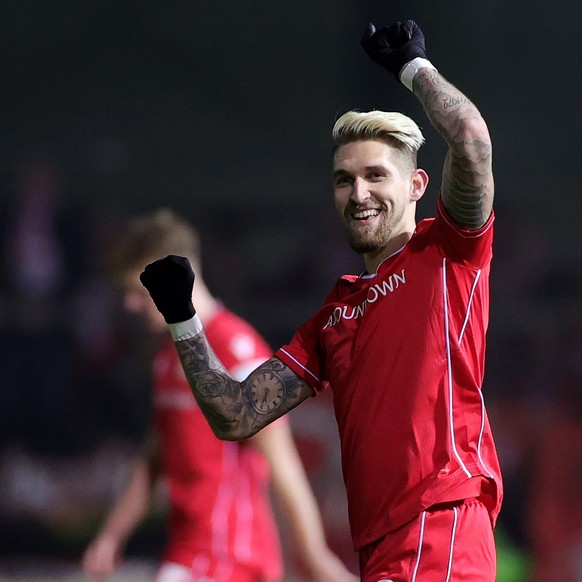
[440, 126, 494, 229]
[175, 331, 313, 441]
[241, 358, 314, 435]
[413, 69, 494, 229]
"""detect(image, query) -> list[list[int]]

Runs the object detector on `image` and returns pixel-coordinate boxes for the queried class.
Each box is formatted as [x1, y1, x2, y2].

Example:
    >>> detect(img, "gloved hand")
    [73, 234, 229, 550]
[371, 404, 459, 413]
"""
[361, 20, 428, 78]
[139, 255, 196, 324]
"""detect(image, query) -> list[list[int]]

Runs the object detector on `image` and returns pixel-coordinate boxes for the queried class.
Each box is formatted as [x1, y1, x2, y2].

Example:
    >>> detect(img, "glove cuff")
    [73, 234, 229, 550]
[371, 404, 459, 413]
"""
[399, 57, 437, 92]
[168, 315, 204, 342]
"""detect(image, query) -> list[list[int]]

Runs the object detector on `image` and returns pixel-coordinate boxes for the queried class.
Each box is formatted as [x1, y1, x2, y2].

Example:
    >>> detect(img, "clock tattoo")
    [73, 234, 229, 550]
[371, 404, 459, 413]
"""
[249, 371, 285, 414]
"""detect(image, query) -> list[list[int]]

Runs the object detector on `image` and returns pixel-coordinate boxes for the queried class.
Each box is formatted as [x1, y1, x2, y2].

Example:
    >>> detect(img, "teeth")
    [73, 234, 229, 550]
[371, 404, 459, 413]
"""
[353, 209, 380, 219]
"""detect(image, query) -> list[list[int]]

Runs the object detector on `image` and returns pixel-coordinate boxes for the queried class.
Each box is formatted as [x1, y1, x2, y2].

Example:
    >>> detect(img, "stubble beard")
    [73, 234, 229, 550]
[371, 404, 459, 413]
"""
[344, 204, 405, 255]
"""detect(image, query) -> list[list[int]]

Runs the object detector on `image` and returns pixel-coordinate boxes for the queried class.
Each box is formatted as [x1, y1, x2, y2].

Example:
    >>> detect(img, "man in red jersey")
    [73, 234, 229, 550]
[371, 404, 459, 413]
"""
[82, 210, 357, 582]
[139, 18, 503, 582]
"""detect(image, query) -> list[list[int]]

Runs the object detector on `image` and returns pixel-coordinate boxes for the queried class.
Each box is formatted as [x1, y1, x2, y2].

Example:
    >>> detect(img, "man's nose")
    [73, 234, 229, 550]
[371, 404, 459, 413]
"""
[350, 177, 371, 204]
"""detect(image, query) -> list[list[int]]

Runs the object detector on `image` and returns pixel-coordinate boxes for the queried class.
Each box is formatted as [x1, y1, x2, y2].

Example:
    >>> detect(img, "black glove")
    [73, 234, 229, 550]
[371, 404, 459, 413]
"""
[361, 20, 428, 78]
[139, 255, 196, 324]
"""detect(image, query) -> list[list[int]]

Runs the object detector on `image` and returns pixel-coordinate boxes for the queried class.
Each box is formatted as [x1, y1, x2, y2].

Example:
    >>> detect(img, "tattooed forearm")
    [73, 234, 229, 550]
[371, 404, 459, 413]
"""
[413, 68, 494, 229]
[174, 332, 312, 440]
[176, 336, 245, 437]
[415, 71, 476, 126]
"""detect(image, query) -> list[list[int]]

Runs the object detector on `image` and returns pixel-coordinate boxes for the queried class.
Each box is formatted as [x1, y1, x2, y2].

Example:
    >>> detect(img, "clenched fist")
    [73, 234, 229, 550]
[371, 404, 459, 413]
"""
[140, 255, 196, 324]
[361, 20, 428, 78]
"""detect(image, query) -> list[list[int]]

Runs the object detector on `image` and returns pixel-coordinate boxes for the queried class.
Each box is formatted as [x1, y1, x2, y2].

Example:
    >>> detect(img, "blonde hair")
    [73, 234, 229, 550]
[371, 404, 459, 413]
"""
[332, 110, 424, 168]
[110, 208, 201, 280]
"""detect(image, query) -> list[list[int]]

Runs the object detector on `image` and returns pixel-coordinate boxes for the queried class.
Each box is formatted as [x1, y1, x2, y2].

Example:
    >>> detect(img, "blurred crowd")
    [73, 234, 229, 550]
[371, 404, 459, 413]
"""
[0, 156, 581, 581]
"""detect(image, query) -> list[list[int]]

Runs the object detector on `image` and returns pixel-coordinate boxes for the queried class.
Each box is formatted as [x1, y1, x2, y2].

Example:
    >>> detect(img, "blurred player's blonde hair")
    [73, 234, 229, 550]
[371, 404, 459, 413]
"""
[111, 208, 201, 280]
[332, 110, 424, 170]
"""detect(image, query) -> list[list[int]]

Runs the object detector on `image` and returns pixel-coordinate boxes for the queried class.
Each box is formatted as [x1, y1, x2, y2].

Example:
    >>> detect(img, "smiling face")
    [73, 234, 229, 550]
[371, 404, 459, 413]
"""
[333, 139, 428, 270]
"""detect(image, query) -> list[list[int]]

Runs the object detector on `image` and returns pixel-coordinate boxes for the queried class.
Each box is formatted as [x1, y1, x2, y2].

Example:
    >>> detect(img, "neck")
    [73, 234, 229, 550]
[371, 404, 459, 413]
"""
[363, 229, 414, 274]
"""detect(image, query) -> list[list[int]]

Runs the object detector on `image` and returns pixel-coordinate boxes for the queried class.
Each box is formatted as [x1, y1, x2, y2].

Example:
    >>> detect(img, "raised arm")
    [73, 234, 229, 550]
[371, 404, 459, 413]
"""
[140, 255, 313, 440]
[413, 69, 493, 229]
[361, 19, 494, 229]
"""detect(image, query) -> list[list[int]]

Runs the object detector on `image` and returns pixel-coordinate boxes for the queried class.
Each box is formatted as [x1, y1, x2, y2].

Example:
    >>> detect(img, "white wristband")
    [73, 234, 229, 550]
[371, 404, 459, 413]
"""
[168, 315, 204, 341]
[399, 57, 437, 92]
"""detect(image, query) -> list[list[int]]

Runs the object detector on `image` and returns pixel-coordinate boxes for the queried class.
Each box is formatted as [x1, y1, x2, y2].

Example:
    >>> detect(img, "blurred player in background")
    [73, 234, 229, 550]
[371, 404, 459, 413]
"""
[139, 17, 503, 582]
[82, 209, 357, 582]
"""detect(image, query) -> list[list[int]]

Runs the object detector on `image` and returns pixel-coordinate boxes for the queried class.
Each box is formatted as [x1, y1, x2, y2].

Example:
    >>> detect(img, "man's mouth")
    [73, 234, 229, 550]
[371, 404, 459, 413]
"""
[351, 208, 382, 221]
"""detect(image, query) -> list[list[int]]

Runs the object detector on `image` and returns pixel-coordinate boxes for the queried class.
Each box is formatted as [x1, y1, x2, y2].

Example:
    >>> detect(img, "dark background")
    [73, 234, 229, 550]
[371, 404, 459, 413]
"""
[2, 0, 580, 333]
[0, 1, 581, 580]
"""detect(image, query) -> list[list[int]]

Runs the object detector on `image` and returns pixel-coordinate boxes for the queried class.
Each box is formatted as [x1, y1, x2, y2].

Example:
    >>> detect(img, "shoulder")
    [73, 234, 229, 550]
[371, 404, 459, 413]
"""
[409, 199, 495, 268]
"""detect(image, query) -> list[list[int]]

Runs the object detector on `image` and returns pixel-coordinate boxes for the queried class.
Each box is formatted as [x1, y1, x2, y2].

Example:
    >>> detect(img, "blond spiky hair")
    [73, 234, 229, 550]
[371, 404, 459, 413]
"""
[332, 110, 425, 153]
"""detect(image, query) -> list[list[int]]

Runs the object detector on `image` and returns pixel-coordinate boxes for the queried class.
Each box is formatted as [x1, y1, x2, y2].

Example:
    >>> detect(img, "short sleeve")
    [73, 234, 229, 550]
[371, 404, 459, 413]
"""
[435, 196, 495, 268]
[275, 314, 327, 394]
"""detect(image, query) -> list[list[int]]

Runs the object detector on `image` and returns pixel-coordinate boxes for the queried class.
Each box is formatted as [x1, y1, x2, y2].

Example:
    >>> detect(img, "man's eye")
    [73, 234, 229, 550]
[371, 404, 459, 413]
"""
[335, 175, 353, 186]
[368, 172, 385, 181]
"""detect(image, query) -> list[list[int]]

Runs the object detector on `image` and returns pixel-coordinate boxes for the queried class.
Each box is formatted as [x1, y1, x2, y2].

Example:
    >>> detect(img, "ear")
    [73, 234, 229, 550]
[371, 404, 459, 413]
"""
[410, 168, 429, 202]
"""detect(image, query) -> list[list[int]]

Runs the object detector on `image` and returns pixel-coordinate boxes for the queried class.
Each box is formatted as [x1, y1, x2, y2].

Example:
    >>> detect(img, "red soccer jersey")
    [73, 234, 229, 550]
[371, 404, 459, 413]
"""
[276, 198, 503, 551]
[152, 306, 283, 578]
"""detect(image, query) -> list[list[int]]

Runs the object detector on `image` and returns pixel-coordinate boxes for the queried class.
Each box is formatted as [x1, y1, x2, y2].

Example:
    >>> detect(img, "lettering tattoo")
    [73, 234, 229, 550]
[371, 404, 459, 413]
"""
[175, 332, 311, 439]
[441, 95, 471, 109]
[413, 69, 494, 229]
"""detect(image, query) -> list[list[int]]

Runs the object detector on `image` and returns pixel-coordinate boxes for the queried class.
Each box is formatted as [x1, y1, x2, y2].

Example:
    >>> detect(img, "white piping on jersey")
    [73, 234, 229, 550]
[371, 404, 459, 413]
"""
[444, 506, 459, 582]
[360, 243, 408, 279]
[278, 348, 321, 385]
[411, 510, 427, 582]
[438, 203, 494, 238]
[476, 388, 494, 478]
[458, 269, 481, 343]
[442, 258, 473, 479]
[211, 442, 238, 557]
